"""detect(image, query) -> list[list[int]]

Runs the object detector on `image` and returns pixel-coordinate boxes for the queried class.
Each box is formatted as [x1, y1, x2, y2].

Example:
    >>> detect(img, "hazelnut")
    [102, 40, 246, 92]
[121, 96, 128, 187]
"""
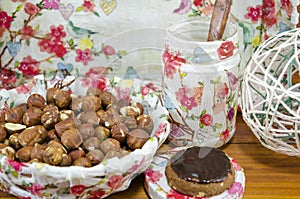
[30, 143, 46, 161]
[100, 138, 120, 154]
[94, 126, 110, 142]
[0, 145, 15, 160]
[54, 118, 76, 137]
[27, 94, 46, 109]
[23, 107, 43, 126]
[99, 91, 117, 108]
[5, 104, 27, 123]
[61, 128, 83, 149]
[28, 158, 40, 164]
[121, 116, 137, 130]
[59, 110, 75, 121]
[43, 104, 58, 112]
[4, 123, 26, 134]
[0, 125, 6, 143]
[96, 109, 105, 118]
[0, 111, 5, 123]
[132, 102, 144, 115]
[47, 129, 59, 141]
[19, 125, 47, 146]
[82, 95, 102, 112]
[43, 145, 65, 165]
[117, 99, 130, 108]
[46, 87, 59, 104]
[98, 111, 118, 129]
[120, 106, 140, 117]
[53, 89, 72, 109]
[60, 154, 72, 166]
[126, 129, 150, 150]
[8, 133, 22, 150]
[70, 97, 82, 113]
[86, 87, 102, 96]
[83, 137, 101, 151]
[78, 123, 95, 140]
[86, 149, 104, 165]
[105, 148, 130, 159]
[16, 146, 33, 162]
[41, 108, 60, 129]
[106, 107, 122, 122]
[111, 123, 129, 143]
[69, 148, 86, 161]
[73, 157, 92, 167]
[106, 103, 121, 114]
[78, 111, 100, 126]
[136, 115, 154, 133]
[47, 140, 66, 152]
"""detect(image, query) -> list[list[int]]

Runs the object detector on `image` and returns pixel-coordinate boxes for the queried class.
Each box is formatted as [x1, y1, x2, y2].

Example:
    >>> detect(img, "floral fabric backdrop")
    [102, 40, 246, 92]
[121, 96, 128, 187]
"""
[0, 0, 299, 90]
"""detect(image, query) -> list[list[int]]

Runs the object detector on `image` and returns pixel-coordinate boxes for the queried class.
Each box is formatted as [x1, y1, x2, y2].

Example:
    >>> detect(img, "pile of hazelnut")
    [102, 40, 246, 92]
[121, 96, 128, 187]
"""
[0, 87, 154, 167]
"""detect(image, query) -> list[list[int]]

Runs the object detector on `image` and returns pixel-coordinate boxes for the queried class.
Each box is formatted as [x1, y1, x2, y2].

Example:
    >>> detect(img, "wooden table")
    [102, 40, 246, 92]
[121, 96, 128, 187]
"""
[1, 113, 300, 199]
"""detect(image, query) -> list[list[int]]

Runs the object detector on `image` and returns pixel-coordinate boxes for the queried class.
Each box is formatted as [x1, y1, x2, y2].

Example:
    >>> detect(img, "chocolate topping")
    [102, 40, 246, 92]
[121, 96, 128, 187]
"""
[170, 146, 232, 184]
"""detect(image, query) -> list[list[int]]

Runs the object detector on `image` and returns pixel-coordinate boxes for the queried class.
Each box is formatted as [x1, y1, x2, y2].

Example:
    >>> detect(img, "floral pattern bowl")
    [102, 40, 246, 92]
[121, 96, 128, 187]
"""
[144, 147, 245, 199]
[0, 75, 170, 199]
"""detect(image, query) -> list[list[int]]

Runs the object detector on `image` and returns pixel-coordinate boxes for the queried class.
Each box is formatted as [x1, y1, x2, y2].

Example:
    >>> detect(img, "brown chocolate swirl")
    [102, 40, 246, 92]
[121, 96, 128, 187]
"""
[170, 146, 232, 184]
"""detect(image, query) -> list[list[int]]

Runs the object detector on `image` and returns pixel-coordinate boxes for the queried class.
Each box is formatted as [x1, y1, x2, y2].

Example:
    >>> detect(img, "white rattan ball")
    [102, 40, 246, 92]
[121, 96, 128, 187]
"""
[241, 28, 300, 157]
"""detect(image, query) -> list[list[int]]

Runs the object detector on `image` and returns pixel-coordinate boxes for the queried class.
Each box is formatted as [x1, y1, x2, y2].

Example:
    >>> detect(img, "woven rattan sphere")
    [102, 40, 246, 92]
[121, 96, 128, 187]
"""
[241, 28, 300, 157]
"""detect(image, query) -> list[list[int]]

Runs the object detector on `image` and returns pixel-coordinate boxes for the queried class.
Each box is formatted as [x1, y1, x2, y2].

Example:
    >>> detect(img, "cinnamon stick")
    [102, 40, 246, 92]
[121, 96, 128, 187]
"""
[207, 0, 232, 41]
[297, 4, 300, 28]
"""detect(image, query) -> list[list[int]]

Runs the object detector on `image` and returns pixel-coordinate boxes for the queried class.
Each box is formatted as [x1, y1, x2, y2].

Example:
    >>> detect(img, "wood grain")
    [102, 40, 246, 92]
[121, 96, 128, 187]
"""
[1, 113, 300, 199]
[207, 0, 232, 41]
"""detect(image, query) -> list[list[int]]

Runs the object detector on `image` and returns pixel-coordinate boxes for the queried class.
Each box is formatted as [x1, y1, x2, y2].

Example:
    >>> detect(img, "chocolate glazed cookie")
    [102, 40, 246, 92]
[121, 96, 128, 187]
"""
[165, 147, 235, 197]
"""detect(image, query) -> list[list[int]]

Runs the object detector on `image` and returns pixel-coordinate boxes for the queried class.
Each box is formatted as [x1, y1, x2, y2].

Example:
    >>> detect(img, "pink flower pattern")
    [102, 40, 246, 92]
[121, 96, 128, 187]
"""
[145, 169, 163, 184]
[228, 182, 244, 197]
[43, 0, 61, 10]
[86, 66, 110, 76]
[49, 25, 66, 40]
[220, 129, 230, 142]
[15, 85, 32, 94]
[0, 11, 13, 29]
[7, 159, 27, 171]
[107, 175, 123, 189]
[20, 26, 36, 40]
[262, 0, 277, 28]
[213, 82, 229, 114]
[82, 74, 107, 91]
[24, 2, 39, 15]
[163, 47, 186, 79]
[175, 86, 198, 110]
[75, 49, 94, 65]
[103, 45, 115, 56]
[82, 0, 96, 12]
[231, 159, 242, 171]
[0, 68, 17, 89]
[70, 184, 87, 195]
[281, 0, 292, 17]
[154, 123, 167, 137]
[217, 41, 235, 60]
[200, 113, 213, 126]
[18, 56, 41, 76]
[244, 5, 262, 22]
[115, 87, 131, 102]
[26, 183, 44, 197]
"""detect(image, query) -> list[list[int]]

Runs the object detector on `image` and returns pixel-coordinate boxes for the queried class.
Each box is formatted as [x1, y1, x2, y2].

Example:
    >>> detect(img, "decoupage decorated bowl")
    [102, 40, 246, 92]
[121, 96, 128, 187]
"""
[0, 75, 170, 198]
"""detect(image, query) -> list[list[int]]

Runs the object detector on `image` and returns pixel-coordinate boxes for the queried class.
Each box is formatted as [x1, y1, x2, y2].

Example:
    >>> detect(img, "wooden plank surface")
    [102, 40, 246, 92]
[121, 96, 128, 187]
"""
[1, 113, 300, 198]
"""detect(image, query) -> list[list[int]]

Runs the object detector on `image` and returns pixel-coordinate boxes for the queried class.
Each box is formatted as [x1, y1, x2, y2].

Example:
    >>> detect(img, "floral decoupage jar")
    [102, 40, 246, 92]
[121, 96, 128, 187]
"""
[162, 17, 240, 148]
